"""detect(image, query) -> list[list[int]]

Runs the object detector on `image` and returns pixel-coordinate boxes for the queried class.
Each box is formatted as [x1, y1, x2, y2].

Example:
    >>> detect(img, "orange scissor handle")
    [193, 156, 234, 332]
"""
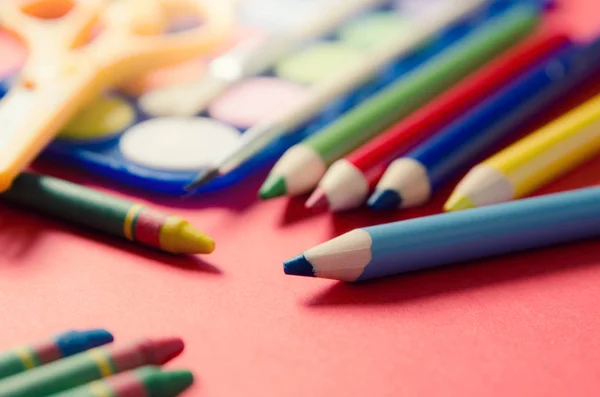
[87, 0, 233, 81]
[0, 0, 107, 56]
[0, 0, 233, 192]
[0, 0, 233, 86]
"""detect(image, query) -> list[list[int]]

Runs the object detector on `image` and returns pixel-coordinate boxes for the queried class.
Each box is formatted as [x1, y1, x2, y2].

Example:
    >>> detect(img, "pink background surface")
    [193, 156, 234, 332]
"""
[1, 1, 600, 396]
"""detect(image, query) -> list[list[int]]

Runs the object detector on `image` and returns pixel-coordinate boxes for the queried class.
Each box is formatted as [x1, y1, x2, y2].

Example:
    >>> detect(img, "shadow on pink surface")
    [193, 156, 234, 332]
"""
[0, 206, 45, 260]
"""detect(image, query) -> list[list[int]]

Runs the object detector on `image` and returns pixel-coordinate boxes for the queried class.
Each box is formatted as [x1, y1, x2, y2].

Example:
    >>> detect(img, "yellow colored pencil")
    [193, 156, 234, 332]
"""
[445, 93, 600, 211]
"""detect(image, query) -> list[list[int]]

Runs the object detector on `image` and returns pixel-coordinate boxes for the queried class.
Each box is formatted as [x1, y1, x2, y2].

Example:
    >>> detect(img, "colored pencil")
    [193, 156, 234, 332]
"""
[306, 29, 569, 211]
[258, 4, 539, 199]
[139, 0, 387, 117]
[446, 92, 600, 211]
[368, 39, 600, 210]
[285, 187, 600, 282]
[0, 172, 215, 254]
[0, 338, 184, 397]
[185, 0, 492, 190]
[0, 330, 113, 380]
[46, 366, 194, 397]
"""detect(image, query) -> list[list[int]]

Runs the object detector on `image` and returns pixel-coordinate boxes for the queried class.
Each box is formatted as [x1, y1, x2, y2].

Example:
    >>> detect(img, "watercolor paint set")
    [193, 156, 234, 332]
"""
[0, 0, 549, 195]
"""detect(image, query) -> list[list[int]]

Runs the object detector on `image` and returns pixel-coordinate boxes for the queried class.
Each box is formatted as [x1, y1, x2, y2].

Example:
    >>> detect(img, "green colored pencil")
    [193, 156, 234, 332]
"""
[259, 3, 539, 199]
[46, 366, 194, 397]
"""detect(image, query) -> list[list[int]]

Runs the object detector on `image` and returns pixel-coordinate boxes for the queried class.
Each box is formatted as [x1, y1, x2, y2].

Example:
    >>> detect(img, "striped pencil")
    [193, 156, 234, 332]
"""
[46, 366, 194, 397]
[285, 187, 600, 282]
[0, 338, 184, 397]
[258, 4, 539, 199]
[306, 28, 569, 211]
[446, 91, 600, 211]
[368, 38, 600, 210]
[0, 330, 113, 379]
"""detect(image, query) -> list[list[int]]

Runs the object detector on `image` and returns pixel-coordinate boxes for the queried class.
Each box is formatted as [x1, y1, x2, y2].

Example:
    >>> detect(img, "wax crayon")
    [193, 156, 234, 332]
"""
[0, 329, 113, 379]
[0, 338, 184, 397]
[0, 173, 214, 254]
[47, 366, 194, 397]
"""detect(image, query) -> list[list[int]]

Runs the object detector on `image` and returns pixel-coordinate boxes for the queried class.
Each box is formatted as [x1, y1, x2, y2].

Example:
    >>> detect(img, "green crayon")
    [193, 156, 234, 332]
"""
[46, 367, 194, 397]
[0, 338, 183, 397]
[0, 172, 214, 254]
[0, 330, 113, 379]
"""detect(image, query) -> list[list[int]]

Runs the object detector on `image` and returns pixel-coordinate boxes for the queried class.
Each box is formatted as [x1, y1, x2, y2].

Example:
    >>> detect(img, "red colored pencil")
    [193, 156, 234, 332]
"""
[306, 28, 570, 211]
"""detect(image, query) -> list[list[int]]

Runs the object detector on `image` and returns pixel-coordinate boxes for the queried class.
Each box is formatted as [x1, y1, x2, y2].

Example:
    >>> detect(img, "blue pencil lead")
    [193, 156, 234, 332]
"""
[284, 254, 315, 277]
[367, 189, 401, 210]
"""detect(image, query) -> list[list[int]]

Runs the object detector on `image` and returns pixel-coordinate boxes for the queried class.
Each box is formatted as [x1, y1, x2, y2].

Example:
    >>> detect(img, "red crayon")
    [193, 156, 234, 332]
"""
[306, 28, 570, 211]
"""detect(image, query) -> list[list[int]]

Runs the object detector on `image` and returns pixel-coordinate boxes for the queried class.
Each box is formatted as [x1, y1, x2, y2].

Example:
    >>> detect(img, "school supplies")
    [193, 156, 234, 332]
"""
[0, 330, 113, 380]
[0, 338, 184, 397]
[40, 2, 522, 196]
[140, 0, 388, 117]
[284, 187, 600, 282]
[307, 29, 569, 211]
[369, 39, 600, 210]
[119, 117, 242, 171]
[0, 173, 215, 254]
[0, 0, 232, 192]
[446, 92, 600, 211]
[0, 29, 26, 90]
[258, 4, 539, 199]
[185, 0, 491, 190]
[46, 366, 194, 397]
[58, 95, 137, 143]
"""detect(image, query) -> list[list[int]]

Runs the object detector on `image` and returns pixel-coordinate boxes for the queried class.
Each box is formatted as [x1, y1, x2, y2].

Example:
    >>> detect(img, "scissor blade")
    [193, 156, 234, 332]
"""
[0, 71, 97, 191]
[0, 89, 41, 151]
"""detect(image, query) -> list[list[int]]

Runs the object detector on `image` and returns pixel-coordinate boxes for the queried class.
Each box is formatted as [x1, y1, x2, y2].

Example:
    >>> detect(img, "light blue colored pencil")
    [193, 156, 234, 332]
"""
[284, 187, 600, 281]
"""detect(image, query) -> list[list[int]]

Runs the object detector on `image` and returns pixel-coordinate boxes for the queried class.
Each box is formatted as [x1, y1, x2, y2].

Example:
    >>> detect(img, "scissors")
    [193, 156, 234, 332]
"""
[0, 0, 233, 191]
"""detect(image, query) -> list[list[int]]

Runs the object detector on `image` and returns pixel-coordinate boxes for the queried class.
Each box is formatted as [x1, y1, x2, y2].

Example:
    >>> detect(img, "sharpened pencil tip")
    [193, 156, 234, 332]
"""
[284, 254, 315, 277]
[305, 187, 329, 210]
[367, 189, 401, 210]
[259, 175, 287, 200]
[444, 194, 475, 212]
[185, 168, 220, 191]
